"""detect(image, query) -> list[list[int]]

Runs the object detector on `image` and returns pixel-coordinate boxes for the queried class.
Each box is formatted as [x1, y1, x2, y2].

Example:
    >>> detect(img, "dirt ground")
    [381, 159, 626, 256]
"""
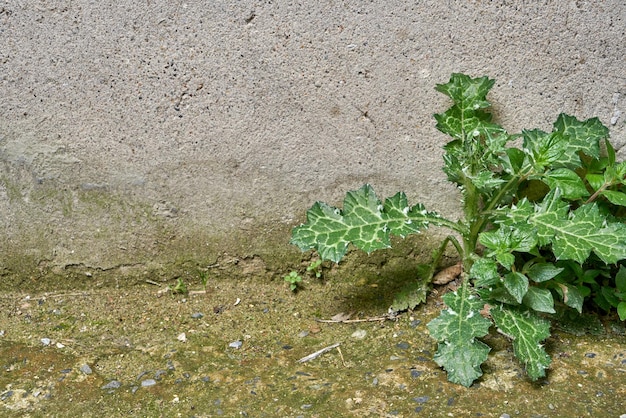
[1, 254, 626, 418]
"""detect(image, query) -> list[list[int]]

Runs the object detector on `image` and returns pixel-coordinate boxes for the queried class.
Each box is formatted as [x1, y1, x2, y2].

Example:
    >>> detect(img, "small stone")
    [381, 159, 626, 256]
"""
[301, 404, 312, 410]
[177, 332, 187, 342]
[297, 330, 309, 338]
[413, 396, 429, 404]
[80, 364, 93, 375]
[0, 391, 14, 401]
[411, 369, 422, 379]
[191, 312, 204, 319]
[141, 379, 157, 387]
[396, 341, 410, 350]
[585, 352, 596, 358]
[229, 340, 243, 349]
[102, 380, 122, 389]
[41, 338, 51, 346]
[351, 330, 367, 339]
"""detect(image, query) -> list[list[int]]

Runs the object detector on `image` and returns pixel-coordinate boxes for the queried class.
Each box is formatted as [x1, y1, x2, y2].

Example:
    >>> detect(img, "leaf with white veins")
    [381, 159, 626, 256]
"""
[427, 282, 492, 386]
[291, 184, 449, 263]
[491, 305, 552, 380]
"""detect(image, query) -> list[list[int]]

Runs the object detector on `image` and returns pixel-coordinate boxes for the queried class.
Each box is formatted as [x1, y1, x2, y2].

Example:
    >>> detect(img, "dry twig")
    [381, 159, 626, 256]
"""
[297, 342, 341, 363]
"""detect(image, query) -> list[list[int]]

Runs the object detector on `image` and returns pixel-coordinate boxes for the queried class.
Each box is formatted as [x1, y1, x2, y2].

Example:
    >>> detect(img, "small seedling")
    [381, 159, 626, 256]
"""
[291, 73, 626, 386]
[284, 271, 303, 292]
[168, 277, 188, 295]
[199, 271, 209, 291]
[307, 260, 323, 279]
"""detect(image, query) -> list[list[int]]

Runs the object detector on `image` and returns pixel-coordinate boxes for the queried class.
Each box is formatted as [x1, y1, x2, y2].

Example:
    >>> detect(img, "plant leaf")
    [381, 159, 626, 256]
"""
[479, 225, 537, 269]
[522, 130, 567, 171]
[601, 190, 626, 207]
[470, 257, 501, 288]
[531, 190, 626, 264]
[618, 302, 626, 321]
[556, 283, 584, 313]
[504, 272, 529, 304]
[427, 282, 492, 387]
[522, 287, 556, 314]
[552, 114, 608, 167]
[585, 173, 605, 191]
[526, 263, 564, 283]
[435, 73, 495, 113]
[389, 281, 429, 313]
[491, 305, 552, 380]
[543, 168, 589, 200]
[616, 266, 626, 293]
[291, 185, 447, 263]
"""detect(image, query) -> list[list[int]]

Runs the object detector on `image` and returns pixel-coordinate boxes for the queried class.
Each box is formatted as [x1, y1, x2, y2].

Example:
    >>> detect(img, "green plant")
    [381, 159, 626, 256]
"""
[307, 259, 323, 279]
[291, 73, 626, 386]
[284, 270, 303, 292]
[199, 271, 209, 290]
[168, 277, 188, 295]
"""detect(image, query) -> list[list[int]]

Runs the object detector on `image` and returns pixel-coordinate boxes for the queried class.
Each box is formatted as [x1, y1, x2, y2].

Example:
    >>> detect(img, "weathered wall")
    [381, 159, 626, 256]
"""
[1, 1, 625, 286]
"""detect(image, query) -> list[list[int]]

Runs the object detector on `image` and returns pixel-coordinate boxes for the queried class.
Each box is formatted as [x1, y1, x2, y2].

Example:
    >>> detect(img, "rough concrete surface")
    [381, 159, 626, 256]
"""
[1, 1, 625, 283]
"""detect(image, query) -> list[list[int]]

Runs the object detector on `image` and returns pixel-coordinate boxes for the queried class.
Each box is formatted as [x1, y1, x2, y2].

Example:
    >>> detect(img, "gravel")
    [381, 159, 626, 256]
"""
[101, 380, 122, 390]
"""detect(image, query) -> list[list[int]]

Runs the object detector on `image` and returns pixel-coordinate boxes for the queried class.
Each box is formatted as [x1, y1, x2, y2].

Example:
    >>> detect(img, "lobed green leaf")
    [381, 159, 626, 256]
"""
[552, 114, 608, 167]
[291, 184, 447, 263]
[427, 282, 492, 386]
[491, 305, 552, 380]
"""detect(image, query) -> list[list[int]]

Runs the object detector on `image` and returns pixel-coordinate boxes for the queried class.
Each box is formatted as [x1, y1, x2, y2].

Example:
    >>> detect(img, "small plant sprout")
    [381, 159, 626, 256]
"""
[284, 271, 303, 292]
[307, 259, 323, 279]
[169, 277, 188, 295]
[291, 73, 626, 386]
[199, 271, 209, 290]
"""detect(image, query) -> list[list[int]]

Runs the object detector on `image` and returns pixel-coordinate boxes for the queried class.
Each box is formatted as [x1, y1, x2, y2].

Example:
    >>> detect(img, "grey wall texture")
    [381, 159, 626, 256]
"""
[1, 1, 625, 285]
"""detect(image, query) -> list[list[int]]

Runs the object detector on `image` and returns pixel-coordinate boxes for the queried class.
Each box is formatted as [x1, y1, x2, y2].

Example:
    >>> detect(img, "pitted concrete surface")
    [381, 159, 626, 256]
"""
[1, 1, 625, 278]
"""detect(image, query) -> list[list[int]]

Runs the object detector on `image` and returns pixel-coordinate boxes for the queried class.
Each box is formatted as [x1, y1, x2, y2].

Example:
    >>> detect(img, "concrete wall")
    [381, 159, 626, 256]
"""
[1, 1, 625, 286]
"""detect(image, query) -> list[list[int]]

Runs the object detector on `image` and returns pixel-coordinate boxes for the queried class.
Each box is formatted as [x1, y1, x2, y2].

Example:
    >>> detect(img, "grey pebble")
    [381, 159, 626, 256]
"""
[141, 379, 157, 387]
[229, 340, 243, 349]
[191, 312, 204, 319]
[101, 380, 122, 389]
[413, 396, 429, 403]
[41, 338, 51, 346]
[80, 364, 93, 375]
[396, 341, 410, 350]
